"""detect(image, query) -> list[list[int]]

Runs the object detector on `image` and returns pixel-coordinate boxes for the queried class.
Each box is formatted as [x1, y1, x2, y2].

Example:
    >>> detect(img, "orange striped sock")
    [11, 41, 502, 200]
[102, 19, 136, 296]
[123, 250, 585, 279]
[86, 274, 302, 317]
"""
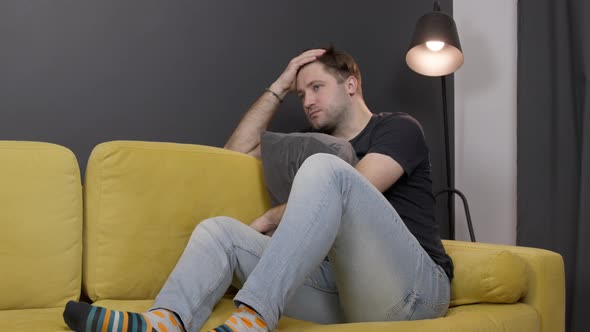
[63, 300, 185, 332]
[210, 304, 268, 332]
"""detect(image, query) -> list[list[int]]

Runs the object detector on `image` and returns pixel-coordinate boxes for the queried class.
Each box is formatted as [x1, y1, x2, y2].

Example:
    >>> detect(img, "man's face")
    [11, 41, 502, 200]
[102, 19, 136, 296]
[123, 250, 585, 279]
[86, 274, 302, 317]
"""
[295, 62, 351, 134]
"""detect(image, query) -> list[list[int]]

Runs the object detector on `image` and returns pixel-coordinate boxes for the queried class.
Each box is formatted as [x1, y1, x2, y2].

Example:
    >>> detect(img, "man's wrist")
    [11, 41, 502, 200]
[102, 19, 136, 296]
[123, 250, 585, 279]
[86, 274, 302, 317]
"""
[269, 83, 290, 100]
[271, 204, 287, 222]
[265, 88, 283, 103]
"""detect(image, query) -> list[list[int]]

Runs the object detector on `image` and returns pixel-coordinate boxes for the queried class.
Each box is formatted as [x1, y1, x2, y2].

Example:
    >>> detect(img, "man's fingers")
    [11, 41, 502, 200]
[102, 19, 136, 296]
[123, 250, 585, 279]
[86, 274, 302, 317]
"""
[289, 55, 321, 73]
[299, 48, 327, 58]
[290, 49, 326, 67]
[272, 49, 326, 94]
[292, 55, 320, 68]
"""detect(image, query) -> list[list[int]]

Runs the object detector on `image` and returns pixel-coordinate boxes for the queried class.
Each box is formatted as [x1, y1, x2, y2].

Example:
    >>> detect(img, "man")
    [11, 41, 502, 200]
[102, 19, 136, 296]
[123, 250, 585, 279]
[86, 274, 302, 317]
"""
[63, 47, 453, 332]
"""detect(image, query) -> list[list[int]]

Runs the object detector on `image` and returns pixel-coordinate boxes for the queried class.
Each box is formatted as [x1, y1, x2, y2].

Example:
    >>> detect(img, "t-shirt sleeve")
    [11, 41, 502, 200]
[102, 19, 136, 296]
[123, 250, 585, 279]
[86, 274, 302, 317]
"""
[367, 115, 429, 176]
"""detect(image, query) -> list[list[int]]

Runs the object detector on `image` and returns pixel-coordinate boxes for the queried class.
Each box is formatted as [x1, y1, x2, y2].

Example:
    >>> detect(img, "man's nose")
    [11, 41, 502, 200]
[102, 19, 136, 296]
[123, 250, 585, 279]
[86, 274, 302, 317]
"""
[303, 94, 315, 109]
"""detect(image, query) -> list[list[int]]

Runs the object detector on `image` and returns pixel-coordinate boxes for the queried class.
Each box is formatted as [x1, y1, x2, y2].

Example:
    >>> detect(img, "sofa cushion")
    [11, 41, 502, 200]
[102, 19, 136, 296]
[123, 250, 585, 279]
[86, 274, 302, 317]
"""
[0, 307, 72, 331]
[447, 248, 528, 306]
[0, 141, 82, 310]
[83, 141, 271, 302]
[92, 300, 539, 332]
[260, 131, 358, 206]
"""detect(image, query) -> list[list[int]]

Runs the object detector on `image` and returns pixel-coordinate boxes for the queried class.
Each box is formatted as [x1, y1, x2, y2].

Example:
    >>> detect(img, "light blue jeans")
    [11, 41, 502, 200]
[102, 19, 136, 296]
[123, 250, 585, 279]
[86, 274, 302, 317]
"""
[151, 153, 450, 332]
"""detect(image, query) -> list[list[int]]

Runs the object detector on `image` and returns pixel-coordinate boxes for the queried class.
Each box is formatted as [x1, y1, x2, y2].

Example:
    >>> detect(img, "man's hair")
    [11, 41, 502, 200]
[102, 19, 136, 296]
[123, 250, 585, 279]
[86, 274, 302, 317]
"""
[299, 46, 363, 96]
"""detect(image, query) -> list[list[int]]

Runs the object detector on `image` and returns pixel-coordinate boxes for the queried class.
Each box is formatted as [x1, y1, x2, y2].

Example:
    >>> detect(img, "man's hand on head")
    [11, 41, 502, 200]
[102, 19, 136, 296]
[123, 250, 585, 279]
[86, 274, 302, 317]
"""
[269, 49, 326, 100]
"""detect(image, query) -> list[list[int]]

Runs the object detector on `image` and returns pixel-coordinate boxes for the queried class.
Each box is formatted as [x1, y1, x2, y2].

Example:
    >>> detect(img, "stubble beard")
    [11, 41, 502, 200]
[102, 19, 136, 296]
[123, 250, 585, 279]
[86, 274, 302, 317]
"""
[312, 103, 348, 135]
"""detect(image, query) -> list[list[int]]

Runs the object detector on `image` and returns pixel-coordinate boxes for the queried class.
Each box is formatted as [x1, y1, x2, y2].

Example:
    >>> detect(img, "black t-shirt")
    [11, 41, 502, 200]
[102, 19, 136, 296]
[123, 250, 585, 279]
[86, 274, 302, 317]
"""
[299, 112, 453, 278]
[348, 112, 453, 279]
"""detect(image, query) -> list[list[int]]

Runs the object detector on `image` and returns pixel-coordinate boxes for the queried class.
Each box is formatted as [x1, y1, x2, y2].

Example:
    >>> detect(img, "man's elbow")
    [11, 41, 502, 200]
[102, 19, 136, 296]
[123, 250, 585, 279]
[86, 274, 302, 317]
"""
[223, 143, 261, 159]
[246, 144, 261, 159]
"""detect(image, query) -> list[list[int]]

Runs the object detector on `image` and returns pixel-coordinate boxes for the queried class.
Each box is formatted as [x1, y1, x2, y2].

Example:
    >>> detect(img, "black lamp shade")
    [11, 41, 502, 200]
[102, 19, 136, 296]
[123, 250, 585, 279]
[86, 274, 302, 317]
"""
[406, 11, 464, 76]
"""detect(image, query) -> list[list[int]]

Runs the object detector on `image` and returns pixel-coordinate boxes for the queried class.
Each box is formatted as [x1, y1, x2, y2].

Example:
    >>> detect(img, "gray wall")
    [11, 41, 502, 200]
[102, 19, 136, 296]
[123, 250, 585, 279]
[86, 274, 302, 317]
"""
[0, 0, 454, 237]
[454, 0, 517, 244]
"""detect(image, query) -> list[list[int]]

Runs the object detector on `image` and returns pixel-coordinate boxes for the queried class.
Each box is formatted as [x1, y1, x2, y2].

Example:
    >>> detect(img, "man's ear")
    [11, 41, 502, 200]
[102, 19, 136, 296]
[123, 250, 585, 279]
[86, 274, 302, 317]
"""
[345, 76, 359, 95]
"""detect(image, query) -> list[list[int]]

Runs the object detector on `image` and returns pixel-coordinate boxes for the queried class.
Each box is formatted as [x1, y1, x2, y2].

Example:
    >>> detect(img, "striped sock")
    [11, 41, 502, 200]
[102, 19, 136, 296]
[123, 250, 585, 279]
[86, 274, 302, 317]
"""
[63, 300, 184, 332]
[210, 304, 269, 332]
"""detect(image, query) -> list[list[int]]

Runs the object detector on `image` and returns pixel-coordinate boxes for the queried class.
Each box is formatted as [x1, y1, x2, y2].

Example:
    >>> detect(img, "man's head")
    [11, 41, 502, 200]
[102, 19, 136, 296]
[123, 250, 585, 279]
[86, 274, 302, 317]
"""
[301, 47, 363, 96]
[295, 47, 364, 134]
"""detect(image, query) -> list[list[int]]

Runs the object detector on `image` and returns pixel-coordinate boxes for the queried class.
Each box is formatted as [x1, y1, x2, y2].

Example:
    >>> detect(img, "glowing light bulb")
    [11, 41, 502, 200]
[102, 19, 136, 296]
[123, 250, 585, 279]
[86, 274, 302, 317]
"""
[426, 41, 445, 52]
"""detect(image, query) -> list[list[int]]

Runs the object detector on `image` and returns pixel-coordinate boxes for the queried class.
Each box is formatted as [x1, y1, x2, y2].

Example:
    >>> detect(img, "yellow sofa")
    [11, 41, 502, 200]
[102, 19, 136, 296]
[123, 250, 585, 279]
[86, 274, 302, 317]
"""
[0, 141, 565, 332]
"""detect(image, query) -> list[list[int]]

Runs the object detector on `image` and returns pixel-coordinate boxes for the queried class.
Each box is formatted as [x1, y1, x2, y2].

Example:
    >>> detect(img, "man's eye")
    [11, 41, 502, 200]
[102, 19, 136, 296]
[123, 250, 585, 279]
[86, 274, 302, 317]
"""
[313, 85, 320, 91]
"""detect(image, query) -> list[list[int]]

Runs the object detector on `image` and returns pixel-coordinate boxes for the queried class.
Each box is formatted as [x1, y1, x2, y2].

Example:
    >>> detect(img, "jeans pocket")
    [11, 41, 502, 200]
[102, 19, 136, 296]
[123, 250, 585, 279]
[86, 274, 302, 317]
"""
[386, 292, 449, 321]
[386, 292, 419, 321]
[411, 295, 449, 320]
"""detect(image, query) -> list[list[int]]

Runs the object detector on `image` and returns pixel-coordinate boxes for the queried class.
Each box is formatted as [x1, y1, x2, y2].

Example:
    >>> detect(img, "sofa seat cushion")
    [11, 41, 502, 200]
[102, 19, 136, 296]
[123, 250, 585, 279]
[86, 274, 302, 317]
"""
[93, 299, 539, 332]
[0, 307, 70, 331]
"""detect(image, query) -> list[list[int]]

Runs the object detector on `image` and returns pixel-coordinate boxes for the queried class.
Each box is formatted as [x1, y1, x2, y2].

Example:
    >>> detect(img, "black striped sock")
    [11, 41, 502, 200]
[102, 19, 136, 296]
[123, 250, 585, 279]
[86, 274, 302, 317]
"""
[63, 300, 183, 332]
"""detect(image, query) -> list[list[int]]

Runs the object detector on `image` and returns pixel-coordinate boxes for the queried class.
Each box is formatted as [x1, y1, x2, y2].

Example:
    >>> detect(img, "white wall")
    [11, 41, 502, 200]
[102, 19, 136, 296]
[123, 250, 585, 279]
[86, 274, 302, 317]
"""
[452, 0, 518, 245]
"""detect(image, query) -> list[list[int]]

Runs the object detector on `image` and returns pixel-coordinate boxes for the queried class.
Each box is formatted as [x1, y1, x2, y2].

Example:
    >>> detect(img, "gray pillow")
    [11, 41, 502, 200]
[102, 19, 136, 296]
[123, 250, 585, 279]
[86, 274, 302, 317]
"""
[260, 131, 359, 206]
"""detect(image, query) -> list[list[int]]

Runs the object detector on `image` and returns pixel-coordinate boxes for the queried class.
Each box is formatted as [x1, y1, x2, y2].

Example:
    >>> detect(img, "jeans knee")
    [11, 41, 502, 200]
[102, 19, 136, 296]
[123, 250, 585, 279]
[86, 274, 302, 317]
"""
[299, 153, 353, 179]
[193, 216, 239, 243]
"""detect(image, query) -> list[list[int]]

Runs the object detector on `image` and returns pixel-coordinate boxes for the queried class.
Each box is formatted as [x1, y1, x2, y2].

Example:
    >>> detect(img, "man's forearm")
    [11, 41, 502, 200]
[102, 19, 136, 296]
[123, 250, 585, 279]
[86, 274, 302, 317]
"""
[224, 49, 326, 155]
[224, 87, 285, 155]
[267, 203, 287, 225]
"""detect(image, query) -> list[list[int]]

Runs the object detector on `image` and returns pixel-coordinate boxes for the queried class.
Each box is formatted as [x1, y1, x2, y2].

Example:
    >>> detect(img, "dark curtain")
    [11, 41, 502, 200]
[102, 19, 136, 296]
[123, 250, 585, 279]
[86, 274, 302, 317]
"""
[517, 0, 589, 331]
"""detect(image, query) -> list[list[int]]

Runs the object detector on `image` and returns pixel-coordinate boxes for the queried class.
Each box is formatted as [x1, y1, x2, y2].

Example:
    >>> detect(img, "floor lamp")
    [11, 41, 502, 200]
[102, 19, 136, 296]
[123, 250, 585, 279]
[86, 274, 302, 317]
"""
[405, 1, 476, 242]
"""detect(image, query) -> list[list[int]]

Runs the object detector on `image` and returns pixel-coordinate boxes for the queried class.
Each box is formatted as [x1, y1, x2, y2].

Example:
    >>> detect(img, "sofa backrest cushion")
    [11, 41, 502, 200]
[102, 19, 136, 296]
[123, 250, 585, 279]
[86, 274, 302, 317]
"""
[0, 141, 82, 310]
[446, 245, 528, 306]
[83, 141, 270, 301]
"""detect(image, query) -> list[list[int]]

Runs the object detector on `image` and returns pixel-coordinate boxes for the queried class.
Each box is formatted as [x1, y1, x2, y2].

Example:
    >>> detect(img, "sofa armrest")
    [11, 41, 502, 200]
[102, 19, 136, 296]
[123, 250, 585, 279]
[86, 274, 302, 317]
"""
[443, 240, 565, 332]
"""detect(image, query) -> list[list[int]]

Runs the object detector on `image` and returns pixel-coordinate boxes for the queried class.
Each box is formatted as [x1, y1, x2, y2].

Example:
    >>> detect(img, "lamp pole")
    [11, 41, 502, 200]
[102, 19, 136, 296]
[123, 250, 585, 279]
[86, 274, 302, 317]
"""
[438, 74, 476, 242]
[440, 75, 455, 239]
